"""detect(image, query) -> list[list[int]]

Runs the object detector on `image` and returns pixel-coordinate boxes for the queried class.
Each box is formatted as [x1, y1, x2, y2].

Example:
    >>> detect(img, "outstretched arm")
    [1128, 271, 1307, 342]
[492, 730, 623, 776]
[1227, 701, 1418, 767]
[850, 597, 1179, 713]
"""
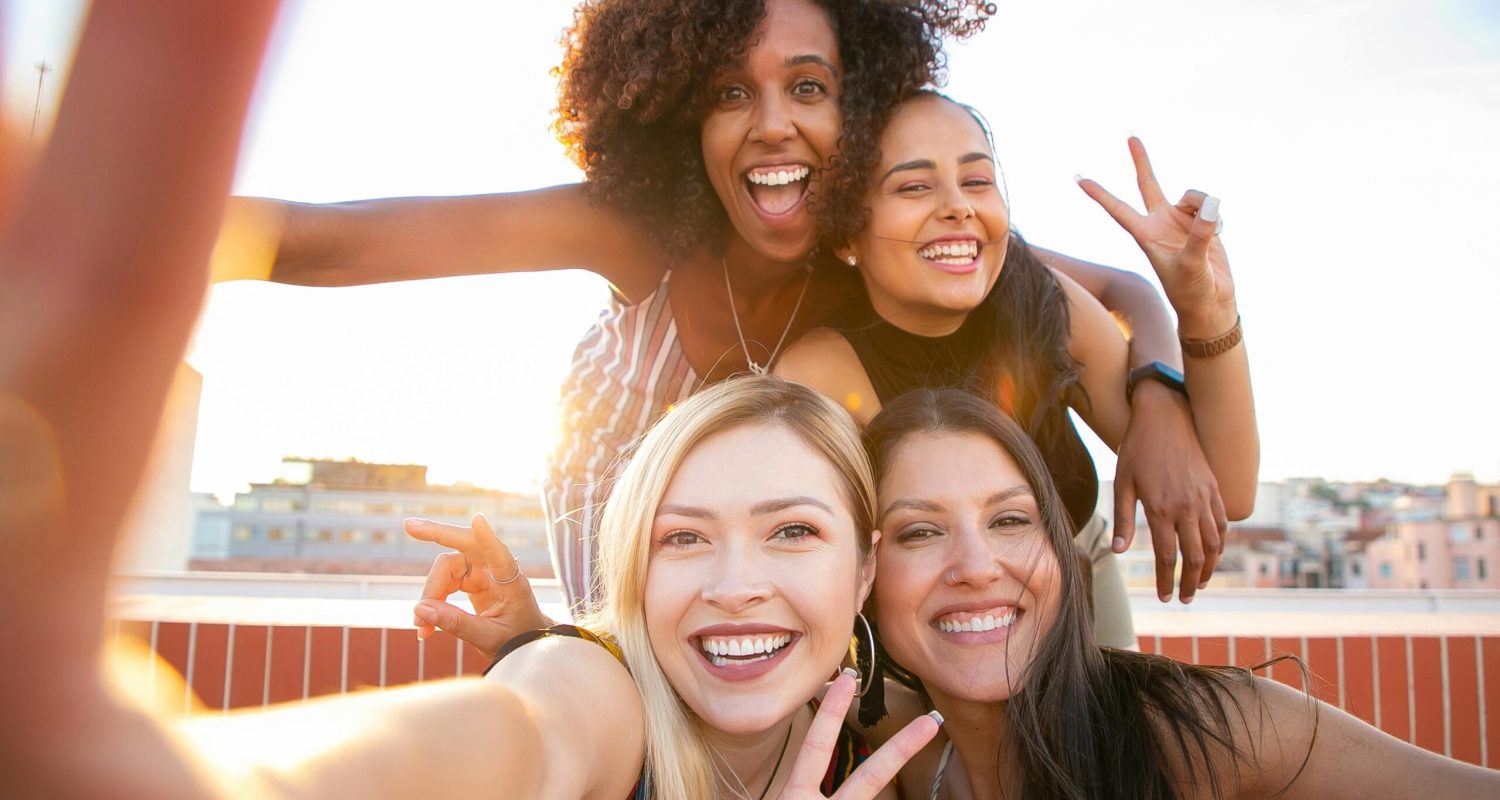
[214, 186, 667, 301]
[1228, 679, 1499, 798]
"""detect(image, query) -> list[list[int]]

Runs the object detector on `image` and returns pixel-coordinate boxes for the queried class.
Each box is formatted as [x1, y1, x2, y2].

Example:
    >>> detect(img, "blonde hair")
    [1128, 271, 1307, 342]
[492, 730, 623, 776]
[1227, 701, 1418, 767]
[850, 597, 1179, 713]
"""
[578, 376, 875, 799]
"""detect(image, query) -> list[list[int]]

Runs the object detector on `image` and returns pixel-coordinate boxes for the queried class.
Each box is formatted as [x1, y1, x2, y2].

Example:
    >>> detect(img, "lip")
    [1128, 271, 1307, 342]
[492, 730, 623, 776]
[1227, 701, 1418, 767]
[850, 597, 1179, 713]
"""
[690, 624, 801, 683]
[917, 234, 984, 276]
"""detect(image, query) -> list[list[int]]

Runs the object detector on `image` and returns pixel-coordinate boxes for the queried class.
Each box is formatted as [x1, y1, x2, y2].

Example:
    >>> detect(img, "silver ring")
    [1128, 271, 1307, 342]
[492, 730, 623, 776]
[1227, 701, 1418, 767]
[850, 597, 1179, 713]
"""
[489, 557, 523, 585]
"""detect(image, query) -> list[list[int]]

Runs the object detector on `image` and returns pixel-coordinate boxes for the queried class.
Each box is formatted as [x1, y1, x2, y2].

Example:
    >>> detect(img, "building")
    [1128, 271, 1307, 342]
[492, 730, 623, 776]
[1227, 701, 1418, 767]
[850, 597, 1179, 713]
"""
[1365, 473, 1500, 589]
[191, 457, 552, 577]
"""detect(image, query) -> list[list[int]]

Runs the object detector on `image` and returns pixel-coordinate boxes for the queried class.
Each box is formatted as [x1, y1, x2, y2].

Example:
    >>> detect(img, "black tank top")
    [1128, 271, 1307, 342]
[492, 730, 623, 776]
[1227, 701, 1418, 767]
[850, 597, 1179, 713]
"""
[836, 293, 1098, 533]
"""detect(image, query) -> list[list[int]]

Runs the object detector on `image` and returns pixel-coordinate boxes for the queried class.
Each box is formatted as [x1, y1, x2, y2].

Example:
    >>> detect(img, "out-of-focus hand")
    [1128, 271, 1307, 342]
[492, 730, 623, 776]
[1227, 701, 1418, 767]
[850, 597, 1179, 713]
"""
[780, 670, 940, 799]
[405, 514, 554, 661]
[1112, 383, 1228, 603]
[1075, 137, 1237, 337]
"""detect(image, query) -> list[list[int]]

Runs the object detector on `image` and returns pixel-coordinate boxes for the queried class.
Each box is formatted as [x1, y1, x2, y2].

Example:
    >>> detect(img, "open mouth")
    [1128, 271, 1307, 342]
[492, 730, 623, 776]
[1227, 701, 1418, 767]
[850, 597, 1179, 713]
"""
[697, 632, 796, 667]
[917, 238, 982, 268]
[932, 606, 1019, 635]
[744, 164, 811, 218]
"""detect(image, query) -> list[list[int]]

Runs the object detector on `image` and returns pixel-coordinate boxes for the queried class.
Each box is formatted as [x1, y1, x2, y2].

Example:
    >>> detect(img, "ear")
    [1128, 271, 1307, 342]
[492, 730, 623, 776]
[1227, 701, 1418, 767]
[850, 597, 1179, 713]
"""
[856, 529, 880, 607]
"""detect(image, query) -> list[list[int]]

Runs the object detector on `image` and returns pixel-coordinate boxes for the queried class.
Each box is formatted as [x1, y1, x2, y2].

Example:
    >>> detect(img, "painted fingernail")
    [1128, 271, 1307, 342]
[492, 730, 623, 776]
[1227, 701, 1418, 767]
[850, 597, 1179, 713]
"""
[840, 667, 858, 680]
[926, 710, 944, 726]
[1072, 173, 1085, 185]
[1214, 218, 1224, 235]
[1199, 196, 1221, 223]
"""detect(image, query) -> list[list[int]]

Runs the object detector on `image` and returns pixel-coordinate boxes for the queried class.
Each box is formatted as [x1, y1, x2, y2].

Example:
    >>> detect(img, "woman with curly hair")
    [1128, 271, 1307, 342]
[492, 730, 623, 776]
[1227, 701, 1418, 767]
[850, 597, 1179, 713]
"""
[226, 0, 1226, 635]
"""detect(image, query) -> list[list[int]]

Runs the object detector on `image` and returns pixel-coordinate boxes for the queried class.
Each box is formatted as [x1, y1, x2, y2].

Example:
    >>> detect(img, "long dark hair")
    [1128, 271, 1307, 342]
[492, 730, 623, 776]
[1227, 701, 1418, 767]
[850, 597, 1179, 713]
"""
[864, 389, 1290, 799]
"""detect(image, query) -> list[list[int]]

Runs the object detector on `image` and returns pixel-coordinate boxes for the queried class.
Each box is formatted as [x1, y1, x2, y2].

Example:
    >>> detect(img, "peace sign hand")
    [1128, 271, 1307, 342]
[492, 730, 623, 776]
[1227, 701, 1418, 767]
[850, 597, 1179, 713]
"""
[405, 514, 553, 660]
[781, 670, 941, 799]
[1075, 137, 1238, 336]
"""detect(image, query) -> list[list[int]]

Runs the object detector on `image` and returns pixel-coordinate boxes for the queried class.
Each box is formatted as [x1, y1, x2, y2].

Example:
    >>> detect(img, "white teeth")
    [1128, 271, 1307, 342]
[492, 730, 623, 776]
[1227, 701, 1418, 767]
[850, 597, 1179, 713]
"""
[917, 240, 980, 262]
[935, 609, 1017, 634]
[747, 166, 810, 186]
[699, 633, 792, 662]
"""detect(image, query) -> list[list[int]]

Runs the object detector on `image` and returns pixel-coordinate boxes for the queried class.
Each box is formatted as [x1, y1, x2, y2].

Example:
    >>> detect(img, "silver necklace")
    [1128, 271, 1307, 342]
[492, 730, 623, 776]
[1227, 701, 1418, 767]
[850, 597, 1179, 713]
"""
[721, 256, 812, 376]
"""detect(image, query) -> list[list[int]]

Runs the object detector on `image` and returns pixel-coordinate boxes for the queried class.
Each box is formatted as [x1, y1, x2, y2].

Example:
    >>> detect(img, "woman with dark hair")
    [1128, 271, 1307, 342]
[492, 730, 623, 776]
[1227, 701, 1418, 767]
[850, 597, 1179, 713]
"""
[776, 91, 1258, 643]
[861, 388, 1499, 798]
[218, 0, 1230, 637]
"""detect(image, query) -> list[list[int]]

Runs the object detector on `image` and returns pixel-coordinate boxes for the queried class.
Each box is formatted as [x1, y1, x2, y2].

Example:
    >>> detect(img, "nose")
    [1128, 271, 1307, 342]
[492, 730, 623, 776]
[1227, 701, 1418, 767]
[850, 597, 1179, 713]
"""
[943, 524, 1004, 588]
[748, 94, 796, 146]
[937, 183, 975, 223]
[700, 544, 773, 613]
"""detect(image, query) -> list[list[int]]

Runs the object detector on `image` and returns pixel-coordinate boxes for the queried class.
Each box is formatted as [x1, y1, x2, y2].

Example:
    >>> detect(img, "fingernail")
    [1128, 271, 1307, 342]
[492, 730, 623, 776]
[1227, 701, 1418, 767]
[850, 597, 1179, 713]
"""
[1072, 173, 1084, 185]
[1112, 536, 1126, 552]
[1214, 218, 1224, 235]
[414, 603, 438, 624]
[926, 710, 944, 726]
[1183, 595, 1195, 605]
[404, 517, 426, 529]
[1127, 129, 1137, 140]
[1199, 196, 1221, 223]
[840, 667, 858, 680]
[1159, 594, 1170, 603]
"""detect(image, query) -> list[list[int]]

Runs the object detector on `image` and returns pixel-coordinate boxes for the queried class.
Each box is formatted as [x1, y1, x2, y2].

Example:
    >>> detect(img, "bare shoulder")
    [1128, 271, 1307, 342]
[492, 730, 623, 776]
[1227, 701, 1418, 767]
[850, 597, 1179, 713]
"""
[488, 633, 645, 797]
[775, 328, 879, 425]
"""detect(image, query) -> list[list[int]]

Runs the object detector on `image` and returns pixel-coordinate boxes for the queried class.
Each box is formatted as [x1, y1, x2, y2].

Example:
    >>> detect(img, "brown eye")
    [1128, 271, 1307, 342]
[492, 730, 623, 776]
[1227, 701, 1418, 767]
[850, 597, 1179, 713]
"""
[771, 522, 817, 542]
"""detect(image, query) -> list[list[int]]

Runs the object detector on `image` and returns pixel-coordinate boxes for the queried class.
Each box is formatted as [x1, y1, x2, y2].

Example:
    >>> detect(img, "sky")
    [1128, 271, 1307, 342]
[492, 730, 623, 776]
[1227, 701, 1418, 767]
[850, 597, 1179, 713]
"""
[6, 0, 1499, 498]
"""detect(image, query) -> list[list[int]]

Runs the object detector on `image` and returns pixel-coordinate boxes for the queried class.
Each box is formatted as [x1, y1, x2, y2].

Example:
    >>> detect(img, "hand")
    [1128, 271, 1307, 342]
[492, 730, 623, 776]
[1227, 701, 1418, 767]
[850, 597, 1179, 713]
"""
[405, 514, 554, 660]
[1113, 383, 1228, 603]
[1075, 137, 1237, 336]
[781, 671, 940, 799]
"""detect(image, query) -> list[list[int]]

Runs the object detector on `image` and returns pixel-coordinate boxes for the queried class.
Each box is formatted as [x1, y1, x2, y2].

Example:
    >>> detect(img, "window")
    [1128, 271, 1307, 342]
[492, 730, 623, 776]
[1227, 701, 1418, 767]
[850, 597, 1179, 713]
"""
[233, 496, 257, 511]
[366, 502, 396, 516]
[260, 496, 302, 513]
[305, 529, 333, 543]
[1481, 558, 1488, 581]
[1380, 562, 1392, 578]
[371, 530, 390, 545]
[1417, 542, 1427, 561]
[339, 529, 366, 544]
[1455, 558, 1471, 582]
[1259, 563, 1269, 576]
[267, 527, 286, 542]
[1350, 561, 1362, 577]
[232, 526, 253, 542]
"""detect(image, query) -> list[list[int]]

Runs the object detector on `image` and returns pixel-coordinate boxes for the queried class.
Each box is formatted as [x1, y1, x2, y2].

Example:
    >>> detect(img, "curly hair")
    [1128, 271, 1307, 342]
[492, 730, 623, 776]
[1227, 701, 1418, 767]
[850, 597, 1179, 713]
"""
[552, 0, 996, 261]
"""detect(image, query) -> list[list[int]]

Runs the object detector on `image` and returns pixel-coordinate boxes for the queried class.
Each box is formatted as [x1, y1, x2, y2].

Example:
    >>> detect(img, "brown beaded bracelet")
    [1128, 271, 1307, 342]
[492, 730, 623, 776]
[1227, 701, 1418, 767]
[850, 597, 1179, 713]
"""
[1180, 315, 1243, 359]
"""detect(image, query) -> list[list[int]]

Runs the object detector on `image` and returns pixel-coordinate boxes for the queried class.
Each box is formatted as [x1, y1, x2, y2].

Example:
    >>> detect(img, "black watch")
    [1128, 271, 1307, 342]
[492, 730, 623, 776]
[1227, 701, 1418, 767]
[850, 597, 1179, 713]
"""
[1126, 360, 1188, 404]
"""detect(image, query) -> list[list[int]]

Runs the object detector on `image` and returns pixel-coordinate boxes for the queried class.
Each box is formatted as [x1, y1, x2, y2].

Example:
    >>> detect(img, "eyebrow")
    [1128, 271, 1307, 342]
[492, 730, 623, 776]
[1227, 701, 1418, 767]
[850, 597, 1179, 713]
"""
[656, 495, 835, 520]
[879, 151, 993, 184]
[786, 54, 838, 75]
[880, 484, 1034, 518]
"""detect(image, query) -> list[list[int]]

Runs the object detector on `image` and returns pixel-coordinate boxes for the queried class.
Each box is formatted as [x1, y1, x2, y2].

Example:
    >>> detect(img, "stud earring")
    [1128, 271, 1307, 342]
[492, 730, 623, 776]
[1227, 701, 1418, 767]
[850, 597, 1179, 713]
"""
[844, 254, 857, 267]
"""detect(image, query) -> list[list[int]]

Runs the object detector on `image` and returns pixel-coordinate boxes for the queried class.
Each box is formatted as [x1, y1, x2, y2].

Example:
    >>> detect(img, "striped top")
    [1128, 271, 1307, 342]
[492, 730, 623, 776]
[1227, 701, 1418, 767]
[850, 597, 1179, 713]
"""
[542, 270, 697, 611]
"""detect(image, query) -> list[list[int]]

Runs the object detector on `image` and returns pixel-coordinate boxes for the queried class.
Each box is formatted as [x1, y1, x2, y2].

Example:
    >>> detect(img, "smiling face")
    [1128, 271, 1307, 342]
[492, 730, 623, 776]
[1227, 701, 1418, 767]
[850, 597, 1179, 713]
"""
[644, 421, 874, 734]
[849, 95, 1010, 334]
[872, 431, 1060, 705]
[700, 0, 843, 263]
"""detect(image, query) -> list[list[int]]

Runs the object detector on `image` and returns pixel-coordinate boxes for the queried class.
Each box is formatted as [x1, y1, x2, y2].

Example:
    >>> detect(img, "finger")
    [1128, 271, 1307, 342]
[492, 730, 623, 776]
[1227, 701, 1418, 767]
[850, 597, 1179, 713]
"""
[419, 551, 468, 603]
[1203, 492, 1230, 590]
[1128, 136, 1169, 211]
[1182, 195, 1220, 266]
[785, 671, 858, 790]
[1176, 516, 1206, 604]
[1074, 175, 1144, 240]
[405, 517, 483, 553]
[1111, 479, 1138, 553]
[1175, 189, 1208, 215]
[1147, 511, 1178, 603]
[832, 711, 941, 799]
[413, 599, 506, 655]
[1197, 504, 1222, 589]
[471, 513, 522, 581]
